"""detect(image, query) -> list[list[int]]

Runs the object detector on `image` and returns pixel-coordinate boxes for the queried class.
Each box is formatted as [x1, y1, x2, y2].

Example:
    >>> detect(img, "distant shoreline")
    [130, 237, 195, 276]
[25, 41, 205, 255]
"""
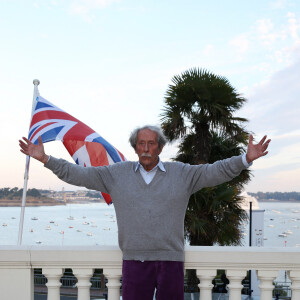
[258, 199, 300, 203]
[0, 198, 299, 207]
[0, 197, 105, 207]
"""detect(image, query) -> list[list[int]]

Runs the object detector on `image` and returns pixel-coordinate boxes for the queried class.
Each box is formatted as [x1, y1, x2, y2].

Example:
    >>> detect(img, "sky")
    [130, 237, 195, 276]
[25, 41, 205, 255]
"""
[1, 0, 300, 193]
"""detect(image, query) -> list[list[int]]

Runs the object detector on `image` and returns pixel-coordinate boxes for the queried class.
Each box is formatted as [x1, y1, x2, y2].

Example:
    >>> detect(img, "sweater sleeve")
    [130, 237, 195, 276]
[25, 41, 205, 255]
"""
[44, 156, 113, 193]
[188, 155, 246, 194]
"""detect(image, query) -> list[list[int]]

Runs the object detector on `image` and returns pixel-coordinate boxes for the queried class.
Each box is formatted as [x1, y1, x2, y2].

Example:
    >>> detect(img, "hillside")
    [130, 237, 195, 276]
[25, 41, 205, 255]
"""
[249, 192, 300, 202]
[0, 188, 105, 206]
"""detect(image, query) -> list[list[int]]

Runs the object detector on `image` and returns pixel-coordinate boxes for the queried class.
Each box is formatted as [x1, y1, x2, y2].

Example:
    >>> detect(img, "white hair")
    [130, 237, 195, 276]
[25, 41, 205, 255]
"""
[129, 125, 167, 150]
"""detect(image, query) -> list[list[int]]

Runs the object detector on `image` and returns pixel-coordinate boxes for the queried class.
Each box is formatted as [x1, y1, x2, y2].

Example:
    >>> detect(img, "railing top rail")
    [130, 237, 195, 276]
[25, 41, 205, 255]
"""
[1, 245, 300, 253]
[1, 245, 300, 271]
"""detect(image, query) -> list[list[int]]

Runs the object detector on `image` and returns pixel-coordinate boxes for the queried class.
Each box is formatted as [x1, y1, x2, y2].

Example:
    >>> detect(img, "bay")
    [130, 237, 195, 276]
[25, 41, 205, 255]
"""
[1, 202, 300, 247]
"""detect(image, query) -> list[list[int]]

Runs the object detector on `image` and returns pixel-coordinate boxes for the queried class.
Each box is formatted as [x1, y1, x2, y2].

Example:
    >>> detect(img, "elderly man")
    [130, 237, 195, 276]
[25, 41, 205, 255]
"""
[19, 125, 270, 300]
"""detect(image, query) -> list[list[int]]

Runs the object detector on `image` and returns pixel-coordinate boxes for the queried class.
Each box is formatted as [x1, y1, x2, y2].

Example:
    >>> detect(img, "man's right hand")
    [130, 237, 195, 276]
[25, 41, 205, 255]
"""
[19, 136, 49, 164]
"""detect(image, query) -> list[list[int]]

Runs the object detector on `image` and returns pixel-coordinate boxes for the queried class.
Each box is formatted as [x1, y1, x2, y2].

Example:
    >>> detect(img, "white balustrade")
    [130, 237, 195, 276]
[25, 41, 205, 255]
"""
[257, 270, 278, 300]
[226, 269, 247, 300]
[0, 245, 300, 300]
[42, 268, 64, 300]
[196, 269, 216, 300]
[73, 268, 94, 300]
[289, 270, 300, 300]
[103, 268, 122, 300]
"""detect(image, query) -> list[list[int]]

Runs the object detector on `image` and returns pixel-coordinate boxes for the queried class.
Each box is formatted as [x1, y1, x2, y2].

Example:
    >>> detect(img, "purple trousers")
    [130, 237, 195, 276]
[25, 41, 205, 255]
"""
[122, 260, 184, 300]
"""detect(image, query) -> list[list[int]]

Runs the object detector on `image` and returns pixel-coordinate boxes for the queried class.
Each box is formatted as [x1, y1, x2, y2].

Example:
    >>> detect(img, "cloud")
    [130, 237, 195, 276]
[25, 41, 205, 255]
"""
[253, 142, 300, 170]
[229, 34, 250, 55]
[287, 12, 300, 44]
[244, 59, 300, 131]
[270, 0, 288, 10]
[255, 18, 286, 46]
[203, 44, 215, 56]
[68, 0, 119, 22]
[271, 129, 300, 140]
[268, 167, 300, 191]
[228, 34, 250, 61]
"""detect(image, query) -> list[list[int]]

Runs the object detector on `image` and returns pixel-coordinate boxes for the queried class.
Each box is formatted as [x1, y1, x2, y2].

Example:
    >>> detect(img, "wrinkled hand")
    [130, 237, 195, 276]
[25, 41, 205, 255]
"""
[19, 136, 49, 164]
[246, 134, 271, 164]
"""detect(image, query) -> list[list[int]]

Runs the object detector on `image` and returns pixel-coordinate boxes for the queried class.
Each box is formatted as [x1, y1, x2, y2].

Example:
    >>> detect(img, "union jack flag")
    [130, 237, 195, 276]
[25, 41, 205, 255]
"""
[28, 95, 126, 205]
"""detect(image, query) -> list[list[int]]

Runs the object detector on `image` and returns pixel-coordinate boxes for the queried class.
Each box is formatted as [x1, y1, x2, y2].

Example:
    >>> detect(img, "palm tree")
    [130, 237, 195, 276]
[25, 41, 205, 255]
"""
[160, 68, 250, 246]
[161, 68, 248, 164]
[161, 68, 251, 292]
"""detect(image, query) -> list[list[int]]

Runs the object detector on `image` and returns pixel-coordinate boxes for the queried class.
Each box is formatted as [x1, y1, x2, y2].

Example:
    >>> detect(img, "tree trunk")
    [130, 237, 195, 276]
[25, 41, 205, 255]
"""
[194, 122, 211, 164]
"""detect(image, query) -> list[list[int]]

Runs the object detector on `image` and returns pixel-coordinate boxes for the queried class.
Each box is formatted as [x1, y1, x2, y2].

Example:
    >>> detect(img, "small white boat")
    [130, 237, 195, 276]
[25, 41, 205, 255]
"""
[278, 233, 287, 237]
[76, 229, 82, 232]
[67, 216, 75, 220]
[268, 225, 275, 228]
[82, 222, 89, 225]
[103, 227, 110, 231]
[87, 232, 92, 236]
[45, 225, 51, 230]
[2, 223, 7, 227]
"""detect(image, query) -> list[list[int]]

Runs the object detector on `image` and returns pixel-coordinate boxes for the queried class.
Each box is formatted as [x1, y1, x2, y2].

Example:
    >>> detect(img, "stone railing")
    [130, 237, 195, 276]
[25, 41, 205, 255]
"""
[0, 245, 300, 300]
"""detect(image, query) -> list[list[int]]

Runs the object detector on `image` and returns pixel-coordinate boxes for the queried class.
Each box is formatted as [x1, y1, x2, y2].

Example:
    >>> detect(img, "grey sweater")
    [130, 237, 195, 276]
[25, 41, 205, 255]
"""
[45, 155, 246, 261]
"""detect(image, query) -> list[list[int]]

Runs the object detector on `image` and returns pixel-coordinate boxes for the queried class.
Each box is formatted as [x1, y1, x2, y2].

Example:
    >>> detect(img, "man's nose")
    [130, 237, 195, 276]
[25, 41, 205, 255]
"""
[144, 143, 149, 151]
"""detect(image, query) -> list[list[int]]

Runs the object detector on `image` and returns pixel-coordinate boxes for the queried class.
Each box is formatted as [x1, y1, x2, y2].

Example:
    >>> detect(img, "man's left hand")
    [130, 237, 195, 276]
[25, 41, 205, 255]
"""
[246, 134, 271, 164]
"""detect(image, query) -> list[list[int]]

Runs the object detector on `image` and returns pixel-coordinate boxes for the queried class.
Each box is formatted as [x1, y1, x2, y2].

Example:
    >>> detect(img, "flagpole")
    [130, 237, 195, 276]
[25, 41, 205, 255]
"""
[17, 79, 40, 245]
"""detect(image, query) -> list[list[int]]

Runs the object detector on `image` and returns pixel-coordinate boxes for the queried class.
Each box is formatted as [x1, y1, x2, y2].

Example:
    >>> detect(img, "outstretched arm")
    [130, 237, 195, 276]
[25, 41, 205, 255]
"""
[246, 134, 271, 164]
[19, 136, 49, 164]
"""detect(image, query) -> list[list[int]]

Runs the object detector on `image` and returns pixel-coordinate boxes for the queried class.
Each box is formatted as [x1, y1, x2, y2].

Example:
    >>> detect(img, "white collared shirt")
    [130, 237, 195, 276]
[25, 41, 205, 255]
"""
[135, 158, 166, 184]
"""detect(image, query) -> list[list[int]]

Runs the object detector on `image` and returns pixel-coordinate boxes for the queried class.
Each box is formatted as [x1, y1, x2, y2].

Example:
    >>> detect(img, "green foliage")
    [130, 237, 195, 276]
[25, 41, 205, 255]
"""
[249, 191, 300, 201]
[160, 67, 250, 247]
[161, 68, 248, 164]
[185, 184, 247, 246]
[0, 187, 42, 198]
[86, 191, 102, 198]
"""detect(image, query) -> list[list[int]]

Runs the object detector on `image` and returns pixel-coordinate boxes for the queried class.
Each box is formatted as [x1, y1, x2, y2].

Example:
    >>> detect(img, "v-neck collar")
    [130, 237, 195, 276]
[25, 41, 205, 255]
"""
[134, 163, 166, 187]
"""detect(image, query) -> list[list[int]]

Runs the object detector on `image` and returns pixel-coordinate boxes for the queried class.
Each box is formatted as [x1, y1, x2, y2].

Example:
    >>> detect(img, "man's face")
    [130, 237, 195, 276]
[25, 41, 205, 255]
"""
[135, 129, 163, 171]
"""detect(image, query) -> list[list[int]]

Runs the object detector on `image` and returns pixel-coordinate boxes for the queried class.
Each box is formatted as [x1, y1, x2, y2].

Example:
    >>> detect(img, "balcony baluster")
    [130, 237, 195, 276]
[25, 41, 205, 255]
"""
[257, 270, 278, 300]
[289, 270, 300, 300]
[226, 269, 247, 300]
[42, 268, 64, 300]
[196, 269, 216, 300]
[103, 268, 122, 300]
[73, 268, 94, 300]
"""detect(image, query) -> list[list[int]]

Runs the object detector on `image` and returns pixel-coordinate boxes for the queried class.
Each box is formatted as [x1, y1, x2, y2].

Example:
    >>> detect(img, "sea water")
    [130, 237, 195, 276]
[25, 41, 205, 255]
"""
[0, 203, 118, 246]
[1, 202, 300, 247]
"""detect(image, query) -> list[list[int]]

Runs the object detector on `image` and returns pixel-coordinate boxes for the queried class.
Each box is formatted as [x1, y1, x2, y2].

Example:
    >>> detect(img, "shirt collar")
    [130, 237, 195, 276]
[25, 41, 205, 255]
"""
[134, 157, 166, 173]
